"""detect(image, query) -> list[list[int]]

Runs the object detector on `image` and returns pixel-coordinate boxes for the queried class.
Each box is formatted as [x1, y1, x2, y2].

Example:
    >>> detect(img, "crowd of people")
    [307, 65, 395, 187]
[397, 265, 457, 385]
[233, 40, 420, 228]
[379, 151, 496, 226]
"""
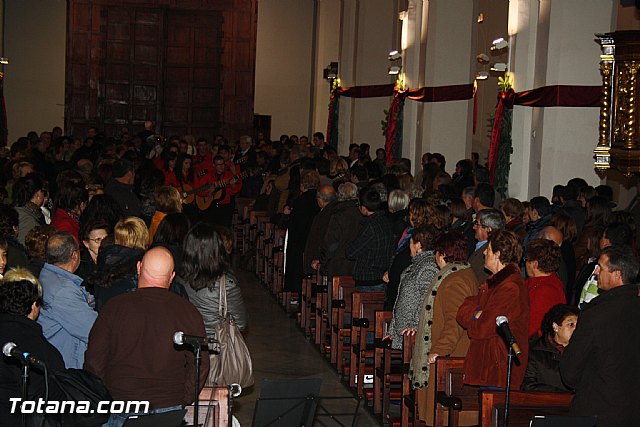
[0, 124, 637, 426]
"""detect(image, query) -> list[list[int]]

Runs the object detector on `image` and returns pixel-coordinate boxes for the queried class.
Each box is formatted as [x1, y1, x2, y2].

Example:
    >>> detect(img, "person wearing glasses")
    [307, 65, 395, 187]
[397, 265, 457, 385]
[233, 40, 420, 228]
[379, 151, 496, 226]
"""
[468, 209, 505, 284]
[76, 219, 110, 281]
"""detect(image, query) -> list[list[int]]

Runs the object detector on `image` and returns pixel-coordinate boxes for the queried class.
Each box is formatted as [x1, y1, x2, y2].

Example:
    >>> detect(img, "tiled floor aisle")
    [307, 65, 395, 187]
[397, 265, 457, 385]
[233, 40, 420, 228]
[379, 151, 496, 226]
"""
[232, 266, 380, 427]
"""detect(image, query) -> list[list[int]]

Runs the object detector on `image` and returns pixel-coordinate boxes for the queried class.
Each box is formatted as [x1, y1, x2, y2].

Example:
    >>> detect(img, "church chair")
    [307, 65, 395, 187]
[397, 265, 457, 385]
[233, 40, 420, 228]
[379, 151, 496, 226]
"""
[349, 291, 385, 395]
[315, 274, 330, 348]
[479, 390, 573, 427]
[434, 357, 478, 427]
[330, 276, 355, 371]
[183, 386, 230, 427]
[372, 310, 393, 414]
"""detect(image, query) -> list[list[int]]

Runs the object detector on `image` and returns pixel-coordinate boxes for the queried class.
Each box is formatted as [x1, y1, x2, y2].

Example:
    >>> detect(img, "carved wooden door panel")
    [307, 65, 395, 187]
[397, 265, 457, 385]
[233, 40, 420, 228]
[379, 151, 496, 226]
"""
[163, 13, 223, 142]
[102, 7, 163, 137]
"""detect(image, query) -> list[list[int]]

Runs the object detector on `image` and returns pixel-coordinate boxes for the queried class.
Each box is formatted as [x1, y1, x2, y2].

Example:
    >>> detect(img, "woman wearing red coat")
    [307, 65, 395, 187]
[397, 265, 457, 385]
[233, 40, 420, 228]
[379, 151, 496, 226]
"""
[51, 184, 88, 242]
[457, 229, 530, 389]
[525, 239, 566, 338]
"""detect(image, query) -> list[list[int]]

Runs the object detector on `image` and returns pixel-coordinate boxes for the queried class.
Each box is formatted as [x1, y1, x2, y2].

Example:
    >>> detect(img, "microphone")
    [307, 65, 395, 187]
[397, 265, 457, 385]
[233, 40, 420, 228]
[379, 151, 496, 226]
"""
[495, 316, 522, 356]
[2, 342, 46, 367]
[173, 332, 207, 348]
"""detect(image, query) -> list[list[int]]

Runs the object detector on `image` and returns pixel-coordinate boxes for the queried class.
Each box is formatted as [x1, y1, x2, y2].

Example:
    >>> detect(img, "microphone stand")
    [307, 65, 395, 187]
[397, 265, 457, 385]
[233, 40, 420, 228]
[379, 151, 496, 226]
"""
[504, 340, 515, 427]
[193, 344, 201, 427]
[21, 362, 29, 427]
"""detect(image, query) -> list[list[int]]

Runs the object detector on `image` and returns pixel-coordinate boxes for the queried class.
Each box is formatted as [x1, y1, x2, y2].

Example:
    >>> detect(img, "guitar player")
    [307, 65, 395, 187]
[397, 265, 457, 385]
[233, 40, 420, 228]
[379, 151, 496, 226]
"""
[195, 155, 241, 227]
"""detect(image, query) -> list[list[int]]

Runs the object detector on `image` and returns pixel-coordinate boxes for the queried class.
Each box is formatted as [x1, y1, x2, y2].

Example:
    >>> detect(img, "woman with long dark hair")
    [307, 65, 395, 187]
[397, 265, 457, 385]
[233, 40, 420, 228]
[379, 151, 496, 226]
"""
[162, 150, 180, 188]
[178, 223, 247, 366]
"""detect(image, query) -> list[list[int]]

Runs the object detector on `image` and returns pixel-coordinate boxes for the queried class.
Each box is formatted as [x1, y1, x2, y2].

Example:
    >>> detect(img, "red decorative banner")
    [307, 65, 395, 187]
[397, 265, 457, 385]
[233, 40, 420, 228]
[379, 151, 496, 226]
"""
[337, 84, 395, 98]
[385, 91, 405, 165]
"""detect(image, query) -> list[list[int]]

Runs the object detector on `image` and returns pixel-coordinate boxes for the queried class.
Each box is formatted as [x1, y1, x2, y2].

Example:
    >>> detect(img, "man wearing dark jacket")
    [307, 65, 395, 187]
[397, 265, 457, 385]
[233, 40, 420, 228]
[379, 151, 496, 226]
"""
[305, 185, 337, 275]
[560, 246, 640, 427]
[85, 247, 209, 418]
[346, 186, 395, 291]
[319, 182, 361, 277]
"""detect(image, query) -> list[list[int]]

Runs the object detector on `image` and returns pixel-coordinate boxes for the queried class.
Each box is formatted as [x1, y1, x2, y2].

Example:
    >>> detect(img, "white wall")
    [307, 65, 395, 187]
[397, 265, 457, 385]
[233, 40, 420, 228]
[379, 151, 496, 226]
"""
[5, 0, 66, 142]
[254, 0, 314, 140]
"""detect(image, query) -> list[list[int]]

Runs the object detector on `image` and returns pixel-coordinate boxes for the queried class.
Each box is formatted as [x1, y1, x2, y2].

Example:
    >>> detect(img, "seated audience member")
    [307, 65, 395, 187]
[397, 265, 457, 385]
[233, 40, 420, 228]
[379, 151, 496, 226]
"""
[79, 193, 124, 236]
[0, 269, 65, 426]
[76, 219, 109, 281]
[51, 184, 89, 241]
[104, 158, 143, 218]
[148, 186, 183, 243]
[13, 173, 46, 244]
[557, 182, 586, 235]
[151, 212, 191, 268]
[24, 225, 56, 277]
[38, 232, 97, 368]
[346, 187, 396, 292]
[387, 225, 439, 349]
[85, 247, 209, 424]
[457, 229, 529, 388]
[525, 239, 566, 338]
[468, 208, 505, 284]
[0, 204, 28, 270]
[501, 198, 526, 242]
[318, 182, 361, 277]
[560, 246, 640, 426]
[472, 182, 495, 213]
[411, 231, 479, 426]
[577, 222, 633, 306]
[522, 304, 578, 392]
[87, 217, 148, 311]
[178, 223, 247, 385]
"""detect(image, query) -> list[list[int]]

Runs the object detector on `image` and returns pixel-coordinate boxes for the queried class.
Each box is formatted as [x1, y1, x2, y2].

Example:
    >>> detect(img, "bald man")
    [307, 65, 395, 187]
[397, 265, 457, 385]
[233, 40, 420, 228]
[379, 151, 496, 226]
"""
[85, 247, 209, 418]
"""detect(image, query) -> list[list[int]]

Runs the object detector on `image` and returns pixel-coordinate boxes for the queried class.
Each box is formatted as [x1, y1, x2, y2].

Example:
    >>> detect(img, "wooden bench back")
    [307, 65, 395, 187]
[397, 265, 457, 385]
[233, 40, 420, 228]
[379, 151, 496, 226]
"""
[434, 357, 479, 427]
[480, 390, 573, 427]
[184, 386, 230, 427]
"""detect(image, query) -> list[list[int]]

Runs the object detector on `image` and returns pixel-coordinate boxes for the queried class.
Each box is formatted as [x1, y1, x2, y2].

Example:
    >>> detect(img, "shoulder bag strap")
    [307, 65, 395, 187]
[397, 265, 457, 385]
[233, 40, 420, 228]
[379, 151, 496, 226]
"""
[218, 274, 228, 318]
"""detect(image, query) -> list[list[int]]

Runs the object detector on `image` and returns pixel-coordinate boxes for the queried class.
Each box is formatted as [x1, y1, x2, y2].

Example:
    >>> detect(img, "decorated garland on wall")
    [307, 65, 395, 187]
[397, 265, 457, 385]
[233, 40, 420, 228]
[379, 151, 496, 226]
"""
[488, 73, 514, 198]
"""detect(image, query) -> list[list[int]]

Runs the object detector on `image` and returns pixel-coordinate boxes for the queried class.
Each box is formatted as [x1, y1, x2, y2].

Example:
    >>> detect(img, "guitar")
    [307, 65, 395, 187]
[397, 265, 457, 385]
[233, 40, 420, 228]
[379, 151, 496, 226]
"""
[181, 167, 257, 211]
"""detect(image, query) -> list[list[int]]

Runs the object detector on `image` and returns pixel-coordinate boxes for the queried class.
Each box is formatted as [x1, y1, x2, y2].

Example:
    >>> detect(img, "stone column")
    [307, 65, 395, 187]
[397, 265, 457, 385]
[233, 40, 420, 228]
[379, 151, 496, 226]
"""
[508, 0, 615, 200]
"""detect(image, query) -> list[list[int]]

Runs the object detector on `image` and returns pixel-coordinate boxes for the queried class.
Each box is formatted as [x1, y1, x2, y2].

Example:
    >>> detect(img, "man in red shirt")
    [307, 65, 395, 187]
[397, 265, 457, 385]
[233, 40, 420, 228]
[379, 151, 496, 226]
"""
[196, 155, 240, 227]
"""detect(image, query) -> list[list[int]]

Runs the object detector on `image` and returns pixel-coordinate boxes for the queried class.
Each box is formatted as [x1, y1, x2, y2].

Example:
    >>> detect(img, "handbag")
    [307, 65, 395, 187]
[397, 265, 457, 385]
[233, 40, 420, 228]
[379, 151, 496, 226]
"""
[208, 274, 254, 388]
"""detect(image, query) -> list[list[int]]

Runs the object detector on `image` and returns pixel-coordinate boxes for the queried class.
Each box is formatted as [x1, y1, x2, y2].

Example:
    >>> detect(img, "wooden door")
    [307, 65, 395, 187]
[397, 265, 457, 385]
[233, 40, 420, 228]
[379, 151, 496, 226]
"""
[102, 7, 163, 138]
[163, 13, 223, 142]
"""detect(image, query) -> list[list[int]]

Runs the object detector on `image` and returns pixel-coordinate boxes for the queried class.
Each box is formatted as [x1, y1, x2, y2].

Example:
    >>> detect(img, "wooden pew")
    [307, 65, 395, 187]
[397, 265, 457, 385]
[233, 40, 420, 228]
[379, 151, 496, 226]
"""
[372, 311, 393, 414]
[349, 291, 385, 396]
[184, 386, 230, 427]
[480, 390, 573, 427]
[434, 357, 479, 427]
[314, 274, 329, 347]
[300, 273, 317, 331]
[400, 334, 416, 427]
[330, 276, 356, 371]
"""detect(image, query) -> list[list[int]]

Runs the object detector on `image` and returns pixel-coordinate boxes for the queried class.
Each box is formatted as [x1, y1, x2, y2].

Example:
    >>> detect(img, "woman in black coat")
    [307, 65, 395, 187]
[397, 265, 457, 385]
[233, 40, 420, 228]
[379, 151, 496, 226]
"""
[521, 304, 579, 391]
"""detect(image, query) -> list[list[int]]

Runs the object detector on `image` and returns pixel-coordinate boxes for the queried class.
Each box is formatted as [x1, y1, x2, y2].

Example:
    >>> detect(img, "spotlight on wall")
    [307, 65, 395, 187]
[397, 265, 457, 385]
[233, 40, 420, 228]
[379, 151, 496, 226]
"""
[491, 37, 509, 51]
[477, 13, 484, 23]
[388, 65, 402, 75]
[323, 62, 339, 81]
[388, 50, 402, 61]
[475, 71, 489, 80]
[490, 63, 508, 72]
[0, 57, 9, 65]
[476, 53, 490, 64]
